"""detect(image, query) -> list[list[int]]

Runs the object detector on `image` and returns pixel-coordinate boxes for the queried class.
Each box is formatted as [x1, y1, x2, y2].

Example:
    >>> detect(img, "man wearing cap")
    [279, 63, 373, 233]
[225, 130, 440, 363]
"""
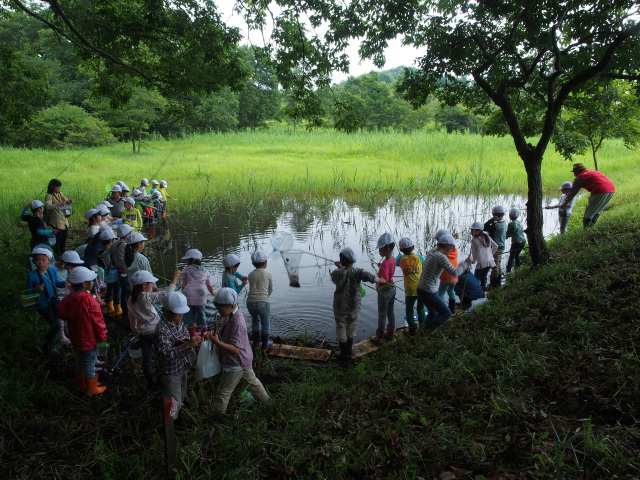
[58, 267, 107, 395]
[109, 185, 126, 218]
[21, 200, 58, 250]
[560, 163, 616, 228]
[155, 291, 202, 420]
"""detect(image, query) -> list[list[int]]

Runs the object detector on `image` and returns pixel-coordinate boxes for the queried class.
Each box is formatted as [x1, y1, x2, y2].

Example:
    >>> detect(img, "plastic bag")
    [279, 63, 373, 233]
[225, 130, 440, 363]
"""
[195, 339, 221, 380]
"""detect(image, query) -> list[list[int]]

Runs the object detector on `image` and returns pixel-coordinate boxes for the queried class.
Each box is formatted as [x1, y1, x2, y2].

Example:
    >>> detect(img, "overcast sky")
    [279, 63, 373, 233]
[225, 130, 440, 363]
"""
[216, 0, 423, 83]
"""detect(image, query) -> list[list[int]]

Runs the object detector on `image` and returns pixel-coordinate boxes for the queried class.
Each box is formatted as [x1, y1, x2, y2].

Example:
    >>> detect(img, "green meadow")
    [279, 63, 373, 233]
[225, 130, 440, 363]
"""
[1, 129, 637, 227]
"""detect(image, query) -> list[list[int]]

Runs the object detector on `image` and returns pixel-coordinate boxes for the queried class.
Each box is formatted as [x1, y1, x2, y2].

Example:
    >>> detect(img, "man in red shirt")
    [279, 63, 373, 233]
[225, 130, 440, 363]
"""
[560, 163, 615, 228]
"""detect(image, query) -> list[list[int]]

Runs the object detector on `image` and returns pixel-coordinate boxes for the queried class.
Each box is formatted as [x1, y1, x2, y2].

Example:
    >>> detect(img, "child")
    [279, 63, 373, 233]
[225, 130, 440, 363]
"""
[43, 178, 73, 256]
[132, 189, 156, 225]
[469, 221, 498, 292]
[330, 247, 384, 360]
[21, 200, 58, 251]
[124, 232, 152, 290]
[395, 237, 426, 335]
[484, 205, 506, 288]
[112, 224, 135, 318]
[129, 269, 181, 389]
[109, 185, 126, 218]
[137, 178, 149, 197]
[434, 229, 459, 313]
[454, 269, 484, 309]
[57, 267, 107, 395]
[97, 228, 118, 316]
[247, 251, 274, 349]
[151, 191, 165, 219]
[155, 291, 202, 420]
[84, 208, 102, 241]
[222, 254, 247, 293]
[505, 208, 527, 273]
[372, 233, 397, 343]
[416, 234, 472, 329]
[25, 248, 67, 354]
[545, 181, 575, 234]
[122, 197, 142, 231]
[150, 180, 160, 195]
[159, 180, 174, 200]
[206, 288, 270, 421]
[95, 204, 111, 227]
[181, 249, 215, 333]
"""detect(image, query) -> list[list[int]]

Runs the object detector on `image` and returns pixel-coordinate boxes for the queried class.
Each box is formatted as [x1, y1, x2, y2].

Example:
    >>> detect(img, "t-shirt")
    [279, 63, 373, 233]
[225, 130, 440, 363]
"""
[181, 265, 212, 305]
[376, 258, 396, 293]
[417, 250, 470, 294]
[247, 268, 274, 303]
[506, 220, 526, 245]
[396, 253, 424, 296]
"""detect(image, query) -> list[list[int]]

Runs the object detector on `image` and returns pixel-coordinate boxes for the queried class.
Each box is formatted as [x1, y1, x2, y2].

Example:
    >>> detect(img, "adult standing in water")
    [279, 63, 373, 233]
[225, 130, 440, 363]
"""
[44, 179, 74, 256]
[559, 163, 615, 228]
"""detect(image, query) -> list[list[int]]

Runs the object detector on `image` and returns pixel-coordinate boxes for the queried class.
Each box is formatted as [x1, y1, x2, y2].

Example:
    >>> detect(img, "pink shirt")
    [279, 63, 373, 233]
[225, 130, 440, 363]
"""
[377, 258, 396, 292]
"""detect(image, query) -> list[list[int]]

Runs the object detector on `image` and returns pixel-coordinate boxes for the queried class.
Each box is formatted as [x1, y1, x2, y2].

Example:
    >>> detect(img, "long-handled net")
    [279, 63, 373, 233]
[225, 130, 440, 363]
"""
[280, 249, 303, 287]
[268, 231, 294, 257]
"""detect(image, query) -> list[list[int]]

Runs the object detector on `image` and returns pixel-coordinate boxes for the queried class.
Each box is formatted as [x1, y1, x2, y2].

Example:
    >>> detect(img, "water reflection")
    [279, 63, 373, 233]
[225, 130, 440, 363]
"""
[146, 195, 560, 342]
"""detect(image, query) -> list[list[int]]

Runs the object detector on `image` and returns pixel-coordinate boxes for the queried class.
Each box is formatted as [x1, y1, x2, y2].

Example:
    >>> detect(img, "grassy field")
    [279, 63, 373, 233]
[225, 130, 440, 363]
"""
[1, 130, 638, 228]
[1, 130, 639, 479]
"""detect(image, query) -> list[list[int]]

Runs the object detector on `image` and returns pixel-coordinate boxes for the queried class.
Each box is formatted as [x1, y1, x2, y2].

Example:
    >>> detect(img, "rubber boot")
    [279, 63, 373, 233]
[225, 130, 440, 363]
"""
[252, 331, 260, 348]
[58, 320, 71, 344]
[261, 335, 273, 350]
[383, 325, 395, 341]
[75, 373, 86, 391]
[86, 376, 106, 396]
[114, 303, 123, 317]
[371, 328, 384, 344]
[345, 337, 353, 359]
[448, 298, 456, 314]
[481, 285, 487, 297]
[106, 301, 115, 316]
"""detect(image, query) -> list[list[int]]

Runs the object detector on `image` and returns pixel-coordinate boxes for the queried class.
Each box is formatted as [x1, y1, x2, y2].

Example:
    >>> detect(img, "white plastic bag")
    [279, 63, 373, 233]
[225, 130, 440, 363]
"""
[195, 339, 221, 380]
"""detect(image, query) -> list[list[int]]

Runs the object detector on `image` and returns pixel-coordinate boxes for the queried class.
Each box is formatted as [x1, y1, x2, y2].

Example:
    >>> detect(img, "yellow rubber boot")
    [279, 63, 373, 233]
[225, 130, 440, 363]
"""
[106, 301, 115, 316]
[114, 304, 123, 317]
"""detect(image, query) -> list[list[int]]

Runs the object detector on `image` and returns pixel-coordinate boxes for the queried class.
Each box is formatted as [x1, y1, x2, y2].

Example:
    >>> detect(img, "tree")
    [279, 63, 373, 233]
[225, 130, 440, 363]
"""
[4, 0, 248, 106]
[240, 0, 640, 264]
[553, 80, 640, 171]
[237, 47, 281, 130]
[435, 106, 483, 134]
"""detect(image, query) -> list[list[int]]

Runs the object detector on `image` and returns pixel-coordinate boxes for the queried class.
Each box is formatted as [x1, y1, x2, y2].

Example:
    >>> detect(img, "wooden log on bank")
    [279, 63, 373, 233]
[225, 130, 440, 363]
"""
[252, 342, 332, 362]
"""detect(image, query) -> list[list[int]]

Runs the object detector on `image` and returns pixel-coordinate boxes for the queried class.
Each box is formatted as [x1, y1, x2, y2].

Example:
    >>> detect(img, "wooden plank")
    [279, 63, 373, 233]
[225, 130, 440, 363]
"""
[252, 342, 332, 362]
[353, 327, 408, 358]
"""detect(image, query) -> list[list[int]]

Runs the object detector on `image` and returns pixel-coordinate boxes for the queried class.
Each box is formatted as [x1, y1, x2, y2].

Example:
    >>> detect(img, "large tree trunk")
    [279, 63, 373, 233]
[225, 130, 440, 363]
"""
[130, 126, 135, 153]
[523, 154, 550, 265]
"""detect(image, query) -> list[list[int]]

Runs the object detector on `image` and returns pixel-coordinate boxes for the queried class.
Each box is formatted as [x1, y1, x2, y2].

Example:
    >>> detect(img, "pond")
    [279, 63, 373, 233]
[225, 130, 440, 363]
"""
[146, 194, 563, 343]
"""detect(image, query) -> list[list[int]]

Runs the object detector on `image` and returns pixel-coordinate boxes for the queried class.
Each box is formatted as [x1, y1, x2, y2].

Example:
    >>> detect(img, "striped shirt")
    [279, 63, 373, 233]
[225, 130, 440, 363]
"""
[417, 250, 470, 294]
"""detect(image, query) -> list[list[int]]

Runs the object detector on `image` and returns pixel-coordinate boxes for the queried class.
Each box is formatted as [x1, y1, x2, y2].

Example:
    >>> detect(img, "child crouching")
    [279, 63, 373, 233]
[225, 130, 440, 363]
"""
[57, 267, 107, 395]
[206, 288, 270, 420]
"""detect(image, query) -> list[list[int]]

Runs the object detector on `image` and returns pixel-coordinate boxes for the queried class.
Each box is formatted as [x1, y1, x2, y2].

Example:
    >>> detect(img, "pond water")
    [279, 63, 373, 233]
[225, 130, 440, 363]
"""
[146, 194, 563, 343]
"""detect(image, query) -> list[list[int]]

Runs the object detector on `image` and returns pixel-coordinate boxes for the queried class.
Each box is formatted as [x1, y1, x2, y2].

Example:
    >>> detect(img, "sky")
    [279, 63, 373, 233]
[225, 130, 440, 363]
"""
[216, 0, 423, 83]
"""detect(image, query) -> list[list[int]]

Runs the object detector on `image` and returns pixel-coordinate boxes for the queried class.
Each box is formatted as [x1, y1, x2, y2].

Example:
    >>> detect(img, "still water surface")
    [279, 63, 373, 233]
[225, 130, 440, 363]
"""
[147, 195, 561, 343]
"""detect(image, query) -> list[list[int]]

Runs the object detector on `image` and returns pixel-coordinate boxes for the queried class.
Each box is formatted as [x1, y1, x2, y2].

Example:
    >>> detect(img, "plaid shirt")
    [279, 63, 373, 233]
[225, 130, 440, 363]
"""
[506, 220, 527, 245]
[154, 318, 190, 375]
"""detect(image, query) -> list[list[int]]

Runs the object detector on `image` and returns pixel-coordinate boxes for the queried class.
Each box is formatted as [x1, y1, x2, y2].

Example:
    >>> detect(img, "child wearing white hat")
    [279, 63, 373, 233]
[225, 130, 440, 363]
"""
[25, 248, 67, 354]
[21, 200, 58, 250]
[434, 229, 460, 314]
[372, 233, 397, 344]
[58, 267, 107, 395]
[484, 205, 507, 288]
[505, 208, 526, 273]
[110, 224, 135, 318]
[129, 269, 181, 389]
[122, 196, 142, 231]
[124, 232, 152, 291]
[155, 291, 202, 420]
[395, 237, 426, 334]
[137, 178, 149, 197]
[222, 254, 247, 293]
[206, 288, 270, 420]
[181, 249, 215, 333]
[247, 251, 274, 349]
[158, 180, 174, 200]
[469, 222, 497, 293]
[545, 181, 575, 234]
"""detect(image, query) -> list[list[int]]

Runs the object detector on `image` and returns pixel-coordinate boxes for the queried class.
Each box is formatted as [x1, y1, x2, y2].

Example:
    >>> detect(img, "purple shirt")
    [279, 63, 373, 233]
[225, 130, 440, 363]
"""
[218, 307, 253, 369]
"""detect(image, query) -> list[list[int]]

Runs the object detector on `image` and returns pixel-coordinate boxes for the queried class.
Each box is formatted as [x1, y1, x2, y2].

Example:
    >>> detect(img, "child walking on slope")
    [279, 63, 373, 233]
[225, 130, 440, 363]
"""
[395, 237, 426, 335]
[416, 234, 472, 329]
[222, 254, 247, 293]
[372, 233, 397, 343]
[331, 247, 384, 360]
[434, 229, 459, 313]
[484, 205, 507, 288]
[247, 251, 274, 350]
[505, 208, 527, 273]
[469, 221, 498, 293]
[181, 249, 215, 333]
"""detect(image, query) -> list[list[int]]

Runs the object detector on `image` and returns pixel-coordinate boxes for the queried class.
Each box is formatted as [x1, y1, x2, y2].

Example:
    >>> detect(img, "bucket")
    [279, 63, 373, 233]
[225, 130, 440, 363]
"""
[21, 290, 40, 308]
[128, 339, 142, 358]
[96, 342, 109, 358]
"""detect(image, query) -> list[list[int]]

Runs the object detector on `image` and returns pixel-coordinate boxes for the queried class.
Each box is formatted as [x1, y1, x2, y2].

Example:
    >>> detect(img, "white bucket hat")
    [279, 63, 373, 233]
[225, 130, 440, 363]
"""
[339, 247, 357, 264]
[96, 205, 110, 216]
[84, 208, 99, 220]
[130, 270, 158, 285]
[111, 185, 122, 193]
[214, 288, 238, 305]
[29, 200, 44, 210]
[376, 232, 395, 249]
[68, 266, 98, 284]
[182, 249, 203, 261]
[470, 221, 484, 230]
[509, 208, 520, 219]
[160, 180, 167, 187]
[251, 251, 267, 263]
[223, 253, 241, 267]
[491, 205, 505, 215]
[438, 234, 457, 246]
[123, 197, 136, 206]
[116, 224, 134, 238]
[141, 178, 149, 186]
[100, 228, 116, 241]
[560, 181, 572, 190]
[61, 250, 83, 264]
[434, 229, 451, 242]
[127, 232, 148, 244]
[398, 237, 414, 250]
[162, 292, 190, 314]
[151, 180, 159, 185]
[31, 247, 53, 259]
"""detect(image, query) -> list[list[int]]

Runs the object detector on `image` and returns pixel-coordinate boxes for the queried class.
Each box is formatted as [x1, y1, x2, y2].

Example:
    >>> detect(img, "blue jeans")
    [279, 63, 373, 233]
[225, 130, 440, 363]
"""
[119, 273, 130, 315]
[417, 288, 452, 327]
[247, 301, 270, 335]
[377, 286, 396, 331]
[76, 349, 97, 379]
[183, 304, 206, 326]
[139, 333, 155, 384]
[438, 284, 456, 302]
[105, 281, 120, 303]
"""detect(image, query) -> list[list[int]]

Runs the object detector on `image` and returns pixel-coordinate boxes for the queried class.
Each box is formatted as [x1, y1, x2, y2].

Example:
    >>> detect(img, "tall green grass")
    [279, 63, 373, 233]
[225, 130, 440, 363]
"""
[1, 129, 636, 228]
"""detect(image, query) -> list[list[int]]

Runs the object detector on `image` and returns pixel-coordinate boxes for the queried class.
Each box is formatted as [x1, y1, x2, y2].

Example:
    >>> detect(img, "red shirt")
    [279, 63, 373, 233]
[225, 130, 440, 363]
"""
[58, 291, 107, 352]
[576, 170, 615, 195]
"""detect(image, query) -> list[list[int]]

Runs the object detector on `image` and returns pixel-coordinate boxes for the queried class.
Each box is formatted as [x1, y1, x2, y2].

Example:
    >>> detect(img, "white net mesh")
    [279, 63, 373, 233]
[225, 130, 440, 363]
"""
[280, 249, 303, 287]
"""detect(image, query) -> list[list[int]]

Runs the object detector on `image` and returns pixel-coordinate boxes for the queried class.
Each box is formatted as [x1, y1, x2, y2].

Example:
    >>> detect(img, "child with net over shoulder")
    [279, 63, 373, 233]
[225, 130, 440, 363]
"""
[205, 288, 270, 423]
[330, 247, 385, 361]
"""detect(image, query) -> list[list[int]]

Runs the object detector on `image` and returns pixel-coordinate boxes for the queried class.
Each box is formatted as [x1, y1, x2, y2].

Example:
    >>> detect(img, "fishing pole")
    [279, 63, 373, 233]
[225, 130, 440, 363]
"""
[111, 337, 137, 372]
[361, 282, 406, 304]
